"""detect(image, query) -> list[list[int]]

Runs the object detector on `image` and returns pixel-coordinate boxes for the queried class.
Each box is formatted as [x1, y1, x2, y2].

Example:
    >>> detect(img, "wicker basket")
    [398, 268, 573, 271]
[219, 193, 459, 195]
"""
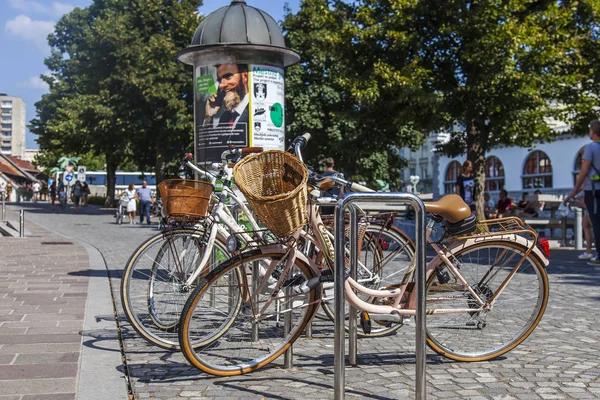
[157, 179, 213, 220]
[233, 150, 308, 237]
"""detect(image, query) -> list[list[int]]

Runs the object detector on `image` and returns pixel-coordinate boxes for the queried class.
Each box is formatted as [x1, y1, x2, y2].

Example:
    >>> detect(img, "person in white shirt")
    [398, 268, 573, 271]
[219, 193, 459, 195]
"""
[32, 182, 41, 203]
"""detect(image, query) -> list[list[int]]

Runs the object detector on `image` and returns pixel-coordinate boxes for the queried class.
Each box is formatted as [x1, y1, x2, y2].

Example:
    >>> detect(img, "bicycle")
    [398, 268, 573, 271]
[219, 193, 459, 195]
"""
[120, 147, 270, 349]
[178, 148, 549, 376]
[121, 139, 411, 348]
[115, 194, 128, 225]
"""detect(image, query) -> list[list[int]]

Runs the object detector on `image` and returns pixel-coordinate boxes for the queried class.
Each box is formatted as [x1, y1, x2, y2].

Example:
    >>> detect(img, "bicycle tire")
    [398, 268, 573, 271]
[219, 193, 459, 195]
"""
[121, 228, 230, 349]
[425, 240, 549, 361]
[179, 249, 320, 376]
[319, 223, 415, 337]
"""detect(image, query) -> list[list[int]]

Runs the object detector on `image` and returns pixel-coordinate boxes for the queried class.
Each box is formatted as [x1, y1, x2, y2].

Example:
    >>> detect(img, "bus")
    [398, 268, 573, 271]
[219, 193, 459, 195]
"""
[82, 171, 157, 197]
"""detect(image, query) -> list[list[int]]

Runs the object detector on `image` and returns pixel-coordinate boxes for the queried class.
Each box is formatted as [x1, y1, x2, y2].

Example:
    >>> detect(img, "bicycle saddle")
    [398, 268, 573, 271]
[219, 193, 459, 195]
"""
[424, 194, 471, 223]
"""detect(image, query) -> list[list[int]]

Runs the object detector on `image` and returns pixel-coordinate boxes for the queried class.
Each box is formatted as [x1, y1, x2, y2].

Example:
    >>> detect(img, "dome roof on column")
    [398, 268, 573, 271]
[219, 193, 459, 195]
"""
[192, 0, 286, 47]
[179, 0, 300, 67]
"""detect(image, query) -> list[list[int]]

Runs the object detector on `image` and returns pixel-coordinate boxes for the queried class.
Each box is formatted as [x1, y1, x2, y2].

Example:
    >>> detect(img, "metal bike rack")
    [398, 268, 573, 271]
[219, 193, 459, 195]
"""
[334, 192, 427, 400]
[19, 209, 25, 237]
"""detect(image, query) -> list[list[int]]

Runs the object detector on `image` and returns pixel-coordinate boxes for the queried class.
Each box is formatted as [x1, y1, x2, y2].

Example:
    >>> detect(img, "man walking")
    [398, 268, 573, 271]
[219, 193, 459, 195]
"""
[564, 119, 600, 265]
[137, 181, 153, 225]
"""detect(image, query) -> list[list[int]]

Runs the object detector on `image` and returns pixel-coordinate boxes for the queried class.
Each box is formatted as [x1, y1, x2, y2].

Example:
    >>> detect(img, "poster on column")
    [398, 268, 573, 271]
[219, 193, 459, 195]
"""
[194, 63, 285, 163]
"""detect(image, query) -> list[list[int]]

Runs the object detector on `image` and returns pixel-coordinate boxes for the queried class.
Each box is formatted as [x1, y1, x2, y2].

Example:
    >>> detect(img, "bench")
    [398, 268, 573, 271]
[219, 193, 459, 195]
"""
[522, 216, 575, 244]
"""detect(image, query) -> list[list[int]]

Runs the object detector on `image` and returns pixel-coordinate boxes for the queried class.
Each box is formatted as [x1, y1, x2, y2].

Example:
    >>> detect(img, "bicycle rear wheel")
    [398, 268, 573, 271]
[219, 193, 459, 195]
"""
[425, 240, 549, 361]
[179, 249, 320, 376]
[121, 228, 229, 349]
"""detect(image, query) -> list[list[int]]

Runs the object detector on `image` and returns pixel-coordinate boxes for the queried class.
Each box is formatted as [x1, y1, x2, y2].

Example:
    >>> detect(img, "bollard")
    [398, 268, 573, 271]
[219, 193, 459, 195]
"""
[575, 207, 583, 250]
[1, 197, 5, 221]
[19, 209, 24, 237]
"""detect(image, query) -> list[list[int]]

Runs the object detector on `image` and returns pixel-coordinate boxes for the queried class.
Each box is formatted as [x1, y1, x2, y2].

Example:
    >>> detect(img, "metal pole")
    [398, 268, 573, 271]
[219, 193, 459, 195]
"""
[19, 209, 24, 237]
[575, 207, 583, 250]
[348, 207, 358, 366]
[1, 196, 5, 221]
[334, 199, 347, 400]
[284, 285, 293, 368]
[414, 196, 427, 400]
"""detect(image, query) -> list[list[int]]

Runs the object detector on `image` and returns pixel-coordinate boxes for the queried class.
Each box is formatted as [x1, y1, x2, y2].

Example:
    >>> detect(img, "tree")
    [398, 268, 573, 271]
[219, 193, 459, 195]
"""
[282, 0, 434, 188]
[284, 0, 594, 216]
[31, 0, 201, 205]
[402, 0, 594, 217]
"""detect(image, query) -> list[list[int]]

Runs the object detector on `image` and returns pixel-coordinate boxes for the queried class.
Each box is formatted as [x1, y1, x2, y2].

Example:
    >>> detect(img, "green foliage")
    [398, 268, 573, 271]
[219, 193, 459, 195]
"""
[284, 0, 598, 207]
[283, 0, 432, 189]
[30, 0, 202, 203]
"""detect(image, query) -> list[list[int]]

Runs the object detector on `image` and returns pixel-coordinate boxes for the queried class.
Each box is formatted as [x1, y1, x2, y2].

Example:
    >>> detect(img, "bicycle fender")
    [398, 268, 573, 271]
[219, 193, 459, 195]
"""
[442, 236, 550, 267]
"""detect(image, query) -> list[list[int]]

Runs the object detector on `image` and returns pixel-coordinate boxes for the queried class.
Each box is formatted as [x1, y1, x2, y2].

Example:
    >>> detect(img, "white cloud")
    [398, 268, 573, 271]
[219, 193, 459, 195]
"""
[5, 15, 54, 50]
[19, 75, 50, 90]
[8, 0, 74, 17]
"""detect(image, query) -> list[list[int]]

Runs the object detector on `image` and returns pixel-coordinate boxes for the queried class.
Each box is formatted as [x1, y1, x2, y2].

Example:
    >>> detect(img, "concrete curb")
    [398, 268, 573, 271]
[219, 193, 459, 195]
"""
[77, 241, 129, 400]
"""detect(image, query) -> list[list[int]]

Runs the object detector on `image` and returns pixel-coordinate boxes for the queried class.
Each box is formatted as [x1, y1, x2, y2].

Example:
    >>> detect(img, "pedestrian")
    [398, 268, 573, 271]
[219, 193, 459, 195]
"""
[49, 182, 57, 210]
[71, 181, 83, 212]
[124, 183, 139, 224]
[58, 182, 66, 209]
[5, 181, 11, 201]
[494, 189, 514, 217]
[81, 182, 90, 207]
[32, 181, 41, 203]
[321, 157, 344, 215]
[137, 180, 153, 225]
[564, 119, 600, 265]
[483, 192, 496, 219]
[575, 195, 596, 260]
[455, 160, 475, 211]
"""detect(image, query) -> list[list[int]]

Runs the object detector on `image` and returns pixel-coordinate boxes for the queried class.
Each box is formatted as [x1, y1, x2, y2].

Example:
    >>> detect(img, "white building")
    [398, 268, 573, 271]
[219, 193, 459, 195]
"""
[0, 94, 26, 159]
[435, 134, 589, 201]
[398, 132, 450, 194]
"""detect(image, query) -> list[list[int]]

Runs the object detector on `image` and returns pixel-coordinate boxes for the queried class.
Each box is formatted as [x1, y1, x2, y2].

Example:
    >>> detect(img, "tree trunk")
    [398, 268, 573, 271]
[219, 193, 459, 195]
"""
[104, 153, 118, 207]
[155, 146, 167, 185]
[466, 120, 487, 221]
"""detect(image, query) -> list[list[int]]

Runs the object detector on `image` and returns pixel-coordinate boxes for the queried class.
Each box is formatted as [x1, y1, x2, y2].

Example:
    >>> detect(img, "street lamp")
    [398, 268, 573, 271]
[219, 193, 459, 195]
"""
[410, 175, 420, 194]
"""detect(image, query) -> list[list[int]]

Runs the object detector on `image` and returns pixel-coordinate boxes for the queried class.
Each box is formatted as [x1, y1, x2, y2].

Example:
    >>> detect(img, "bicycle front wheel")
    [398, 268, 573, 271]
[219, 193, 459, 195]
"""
[425, 240, 549, 361]
[121, 228, 229, 349]
[179, 249, 320, 376]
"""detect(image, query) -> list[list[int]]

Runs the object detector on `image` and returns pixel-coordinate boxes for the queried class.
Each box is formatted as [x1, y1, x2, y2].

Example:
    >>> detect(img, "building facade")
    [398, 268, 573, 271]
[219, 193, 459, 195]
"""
[0, 94, 26, 159]
[436, 133, 589, 201]
[398, 132, 450, 194]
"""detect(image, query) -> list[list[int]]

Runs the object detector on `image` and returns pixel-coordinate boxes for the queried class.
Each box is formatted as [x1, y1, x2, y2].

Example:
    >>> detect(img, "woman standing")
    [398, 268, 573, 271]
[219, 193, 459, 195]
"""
[49, 182, 57, 210]
[455, 160, 475, 211]
[124, 183, 139, 224]
[72, 181, 83, 212]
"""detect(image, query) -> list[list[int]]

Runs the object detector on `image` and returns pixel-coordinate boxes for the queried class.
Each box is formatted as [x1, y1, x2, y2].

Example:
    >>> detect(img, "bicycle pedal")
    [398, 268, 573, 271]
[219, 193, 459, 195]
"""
[360, 311, 372, 334]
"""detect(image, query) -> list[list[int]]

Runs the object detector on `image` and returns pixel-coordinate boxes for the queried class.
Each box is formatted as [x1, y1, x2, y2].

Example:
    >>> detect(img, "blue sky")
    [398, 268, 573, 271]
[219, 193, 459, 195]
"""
[0, 0, 300, 149]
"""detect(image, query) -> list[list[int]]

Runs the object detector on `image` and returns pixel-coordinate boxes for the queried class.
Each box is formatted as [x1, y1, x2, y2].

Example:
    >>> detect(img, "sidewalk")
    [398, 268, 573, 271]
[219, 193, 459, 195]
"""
[0, 207, 127, 400]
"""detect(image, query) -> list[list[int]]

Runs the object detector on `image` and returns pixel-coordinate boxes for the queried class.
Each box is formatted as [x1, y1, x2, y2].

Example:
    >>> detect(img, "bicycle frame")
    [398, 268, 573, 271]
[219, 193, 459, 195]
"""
[172, 160, 266, 289]
[257, 200, 549, 323]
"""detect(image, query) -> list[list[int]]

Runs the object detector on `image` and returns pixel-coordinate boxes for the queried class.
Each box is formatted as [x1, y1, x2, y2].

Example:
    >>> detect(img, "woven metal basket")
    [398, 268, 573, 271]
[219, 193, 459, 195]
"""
[233, 150, 308, 237]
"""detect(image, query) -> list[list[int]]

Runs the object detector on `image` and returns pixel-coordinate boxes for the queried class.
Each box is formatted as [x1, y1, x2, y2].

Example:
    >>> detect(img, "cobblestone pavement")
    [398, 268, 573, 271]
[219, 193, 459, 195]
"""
[7, 202, 600, 399]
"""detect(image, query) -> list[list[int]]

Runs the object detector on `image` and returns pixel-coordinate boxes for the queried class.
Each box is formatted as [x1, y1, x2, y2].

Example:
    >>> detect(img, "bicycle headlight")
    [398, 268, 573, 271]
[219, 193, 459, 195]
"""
[226, 235, 239, 253]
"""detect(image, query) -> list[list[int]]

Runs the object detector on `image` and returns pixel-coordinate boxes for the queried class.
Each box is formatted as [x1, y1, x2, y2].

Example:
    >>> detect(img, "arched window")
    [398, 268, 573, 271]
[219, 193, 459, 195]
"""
[444, 161, 461, 194]
[573, 146, 586, 185]
[485, 156, 505, 192]
[522, 151, 552, 189]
